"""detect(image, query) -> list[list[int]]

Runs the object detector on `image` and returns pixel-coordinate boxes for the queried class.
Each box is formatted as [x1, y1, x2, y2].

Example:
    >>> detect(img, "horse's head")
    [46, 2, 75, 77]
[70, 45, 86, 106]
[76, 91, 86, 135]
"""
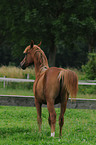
[20, 40, 35, 69]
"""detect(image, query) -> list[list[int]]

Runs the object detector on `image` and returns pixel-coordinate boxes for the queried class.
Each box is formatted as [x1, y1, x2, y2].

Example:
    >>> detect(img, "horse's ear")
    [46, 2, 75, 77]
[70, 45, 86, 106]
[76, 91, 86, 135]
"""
[30, 40, 34, 48]
[38, 41, 42, 47]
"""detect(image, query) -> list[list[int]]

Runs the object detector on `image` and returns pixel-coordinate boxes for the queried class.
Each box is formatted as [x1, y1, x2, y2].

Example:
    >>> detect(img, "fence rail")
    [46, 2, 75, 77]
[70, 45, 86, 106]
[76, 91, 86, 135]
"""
[0, 77, 34, 82]
[0, 77, 96, 85]
[0, 95, 96, 109]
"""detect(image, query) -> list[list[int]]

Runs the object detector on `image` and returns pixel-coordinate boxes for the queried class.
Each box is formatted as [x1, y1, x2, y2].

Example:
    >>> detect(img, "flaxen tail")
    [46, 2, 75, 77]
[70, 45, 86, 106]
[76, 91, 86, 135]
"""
[58, 69, 78, 100]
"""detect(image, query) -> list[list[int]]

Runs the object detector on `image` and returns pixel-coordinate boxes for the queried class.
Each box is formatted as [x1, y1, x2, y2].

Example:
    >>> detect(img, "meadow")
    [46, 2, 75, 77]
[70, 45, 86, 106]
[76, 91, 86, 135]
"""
[0, 106, 96, 145]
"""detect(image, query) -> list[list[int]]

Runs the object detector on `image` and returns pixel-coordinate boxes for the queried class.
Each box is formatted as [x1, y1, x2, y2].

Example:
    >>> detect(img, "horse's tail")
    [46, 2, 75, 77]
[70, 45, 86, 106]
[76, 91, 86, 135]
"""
[58, 69, 78, 100]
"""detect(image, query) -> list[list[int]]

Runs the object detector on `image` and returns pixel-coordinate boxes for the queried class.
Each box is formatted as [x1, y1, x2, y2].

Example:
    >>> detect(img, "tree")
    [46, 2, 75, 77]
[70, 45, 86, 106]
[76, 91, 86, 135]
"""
[64, 0, 96, 53]
[82, 53, 96, 80]
[0, 0, 96, 67]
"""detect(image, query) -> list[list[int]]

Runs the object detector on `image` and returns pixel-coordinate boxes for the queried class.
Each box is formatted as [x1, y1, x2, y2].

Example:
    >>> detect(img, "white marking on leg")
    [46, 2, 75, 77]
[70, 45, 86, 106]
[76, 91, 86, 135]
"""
[51, 132, 55, 137]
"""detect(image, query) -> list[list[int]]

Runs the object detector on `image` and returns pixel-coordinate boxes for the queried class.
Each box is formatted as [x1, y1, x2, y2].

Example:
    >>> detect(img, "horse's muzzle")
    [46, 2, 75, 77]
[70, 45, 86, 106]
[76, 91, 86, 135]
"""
[20, 61, 26, 70]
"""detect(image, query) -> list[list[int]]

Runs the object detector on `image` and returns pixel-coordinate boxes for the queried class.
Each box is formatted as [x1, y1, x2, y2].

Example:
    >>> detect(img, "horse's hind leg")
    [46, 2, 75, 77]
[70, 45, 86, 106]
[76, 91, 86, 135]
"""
[47, 101, 56, 137]
[35, 98, 42, 132]
[59, 92, 69, 137]
[48, 113, 51, 127]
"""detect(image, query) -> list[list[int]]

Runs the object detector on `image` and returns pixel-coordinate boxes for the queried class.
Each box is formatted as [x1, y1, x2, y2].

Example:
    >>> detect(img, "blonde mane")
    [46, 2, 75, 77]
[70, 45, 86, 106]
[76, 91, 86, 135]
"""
[33, 45, 49, 68]
[23, 45, 30, 53]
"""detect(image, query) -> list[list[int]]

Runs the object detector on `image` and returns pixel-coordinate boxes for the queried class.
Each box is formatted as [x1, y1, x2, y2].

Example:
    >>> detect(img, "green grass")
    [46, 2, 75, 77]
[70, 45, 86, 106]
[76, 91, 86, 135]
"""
[0, 87, 96, 99]
[77, 93, 96, 99]
[0, 88, 34, 96]
[0, 106, 96, 145]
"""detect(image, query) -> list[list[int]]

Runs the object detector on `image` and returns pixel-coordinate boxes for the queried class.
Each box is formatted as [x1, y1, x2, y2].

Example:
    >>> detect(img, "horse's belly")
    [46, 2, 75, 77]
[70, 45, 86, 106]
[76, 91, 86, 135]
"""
[36, 87, 46, 104]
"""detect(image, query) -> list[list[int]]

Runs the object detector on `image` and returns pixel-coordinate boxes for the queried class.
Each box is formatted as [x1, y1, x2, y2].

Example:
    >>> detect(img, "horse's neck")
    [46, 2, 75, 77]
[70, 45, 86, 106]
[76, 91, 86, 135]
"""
[33, 48, 49, 77]
[34, 60, 49, 77]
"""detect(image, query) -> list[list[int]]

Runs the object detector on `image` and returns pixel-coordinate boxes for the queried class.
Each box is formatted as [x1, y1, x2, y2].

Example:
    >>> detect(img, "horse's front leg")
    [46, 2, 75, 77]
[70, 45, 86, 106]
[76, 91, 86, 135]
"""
[35, 98, 42, 132]
[47, 101, 56, 137]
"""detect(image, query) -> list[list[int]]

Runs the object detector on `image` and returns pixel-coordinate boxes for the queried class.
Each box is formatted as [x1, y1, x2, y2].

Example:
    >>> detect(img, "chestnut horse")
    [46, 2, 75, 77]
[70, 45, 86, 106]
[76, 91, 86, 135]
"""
[20, 40, 78, 137]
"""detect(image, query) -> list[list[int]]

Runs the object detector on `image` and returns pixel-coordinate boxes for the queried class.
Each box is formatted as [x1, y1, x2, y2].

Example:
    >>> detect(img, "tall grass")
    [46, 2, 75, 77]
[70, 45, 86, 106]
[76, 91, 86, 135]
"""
[0, 66, 35, 79]
[0, 66, 83, 80]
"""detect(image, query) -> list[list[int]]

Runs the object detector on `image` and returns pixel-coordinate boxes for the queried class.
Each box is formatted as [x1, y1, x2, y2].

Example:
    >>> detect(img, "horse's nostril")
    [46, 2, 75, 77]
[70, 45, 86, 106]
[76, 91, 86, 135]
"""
[20, 61, 26, 70]
[20, 62, 23, 67]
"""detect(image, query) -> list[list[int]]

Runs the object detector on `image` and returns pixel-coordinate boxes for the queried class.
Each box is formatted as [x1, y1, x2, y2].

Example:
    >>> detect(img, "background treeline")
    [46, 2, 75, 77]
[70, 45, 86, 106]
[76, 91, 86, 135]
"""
[0, 0, 96, 68]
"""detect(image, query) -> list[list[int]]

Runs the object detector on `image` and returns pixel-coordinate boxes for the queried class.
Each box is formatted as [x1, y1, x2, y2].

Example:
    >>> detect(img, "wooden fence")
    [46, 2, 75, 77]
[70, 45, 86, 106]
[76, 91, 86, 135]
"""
[0, 77, 96, 85]
[0, 77, 96, 109]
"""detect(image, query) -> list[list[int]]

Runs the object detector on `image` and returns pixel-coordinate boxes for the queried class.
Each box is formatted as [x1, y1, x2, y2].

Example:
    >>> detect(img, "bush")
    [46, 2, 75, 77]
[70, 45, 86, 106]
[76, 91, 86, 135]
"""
[82, 53, 96, 80]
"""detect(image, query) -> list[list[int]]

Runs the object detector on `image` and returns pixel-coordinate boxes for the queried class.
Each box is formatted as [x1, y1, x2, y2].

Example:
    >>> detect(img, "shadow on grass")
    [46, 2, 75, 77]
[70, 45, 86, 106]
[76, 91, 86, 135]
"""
[0, 126, 52, 141]
[0, 127, 31, 137]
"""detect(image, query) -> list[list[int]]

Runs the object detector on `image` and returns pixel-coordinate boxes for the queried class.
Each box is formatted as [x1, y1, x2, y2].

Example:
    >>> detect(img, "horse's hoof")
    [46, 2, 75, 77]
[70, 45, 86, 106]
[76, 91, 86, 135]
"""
[51, 132, 55, 137]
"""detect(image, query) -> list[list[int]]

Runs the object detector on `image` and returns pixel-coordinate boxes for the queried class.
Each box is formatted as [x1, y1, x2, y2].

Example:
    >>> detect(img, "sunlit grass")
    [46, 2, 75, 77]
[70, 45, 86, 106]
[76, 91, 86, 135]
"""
[0, 66, 35, 79]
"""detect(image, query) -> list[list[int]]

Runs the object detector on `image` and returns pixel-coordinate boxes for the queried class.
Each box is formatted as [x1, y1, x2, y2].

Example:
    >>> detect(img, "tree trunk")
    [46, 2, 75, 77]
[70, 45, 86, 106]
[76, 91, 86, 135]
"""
[49, 43, 56, 67]
[88, 36, 94, 53]
[88, 44, 92, 53]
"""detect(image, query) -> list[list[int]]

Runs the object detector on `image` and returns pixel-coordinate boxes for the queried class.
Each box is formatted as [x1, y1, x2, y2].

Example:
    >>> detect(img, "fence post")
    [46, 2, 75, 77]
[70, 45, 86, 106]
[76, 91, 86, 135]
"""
[27, 74, 29, 79]
[4, 76, 6, 88]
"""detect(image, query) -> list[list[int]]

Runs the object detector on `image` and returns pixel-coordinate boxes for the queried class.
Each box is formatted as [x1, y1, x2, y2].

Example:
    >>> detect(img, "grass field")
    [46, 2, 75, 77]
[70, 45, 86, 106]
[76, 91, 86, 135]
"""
[0, 106, 96, 145]
[0, 88, 34, 96]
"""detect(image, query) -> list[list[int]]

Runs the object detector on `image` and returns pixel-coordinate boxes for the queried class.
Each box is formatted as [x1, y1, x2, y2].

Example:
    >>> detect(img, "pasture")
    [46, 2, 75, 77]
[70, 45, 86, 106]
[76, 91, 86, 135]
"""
[0, 106, 96, 145]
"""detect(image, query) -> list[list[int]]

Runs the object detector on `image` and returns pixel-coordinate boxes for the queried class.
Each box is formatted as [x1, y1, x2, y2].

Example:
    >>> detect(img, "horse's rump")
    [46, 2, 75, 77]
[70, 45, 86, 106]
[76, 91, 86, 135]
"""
[34, 67, 78, 104]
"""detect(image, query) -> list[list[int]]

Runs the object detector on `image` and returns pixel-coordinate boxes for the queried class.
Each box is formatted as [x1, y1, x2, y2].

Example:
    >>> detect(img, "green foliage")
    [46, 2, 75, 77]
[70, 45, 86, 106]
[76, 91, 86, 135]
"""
[82, 53, 96, 80]
[0, 0, 96, 67]
[78, 85, 96, 95]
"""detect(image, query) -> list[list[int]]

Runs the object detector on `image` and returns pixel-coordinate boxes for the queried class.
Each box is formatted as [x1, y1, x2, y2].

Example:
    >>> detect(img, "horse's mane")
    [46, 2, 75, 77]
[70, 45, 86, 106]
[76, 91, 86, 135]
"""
[33, 45, 48, 67]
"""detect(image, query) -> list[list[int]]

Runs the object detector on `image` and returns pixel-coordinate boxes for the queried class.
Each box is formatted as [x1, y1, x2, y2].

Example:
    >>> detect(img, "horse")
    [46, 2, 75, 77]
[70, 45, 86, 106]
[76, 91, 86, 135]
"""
[20, 40, 78, 137]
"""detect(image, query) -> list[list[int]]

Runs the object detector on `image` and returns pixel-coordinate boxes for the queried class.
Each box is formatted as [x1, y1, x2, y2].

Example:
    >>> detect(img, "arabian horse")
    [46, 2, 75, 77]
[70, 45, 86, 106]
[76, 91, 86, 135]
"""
[20, 40, 78, 137]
